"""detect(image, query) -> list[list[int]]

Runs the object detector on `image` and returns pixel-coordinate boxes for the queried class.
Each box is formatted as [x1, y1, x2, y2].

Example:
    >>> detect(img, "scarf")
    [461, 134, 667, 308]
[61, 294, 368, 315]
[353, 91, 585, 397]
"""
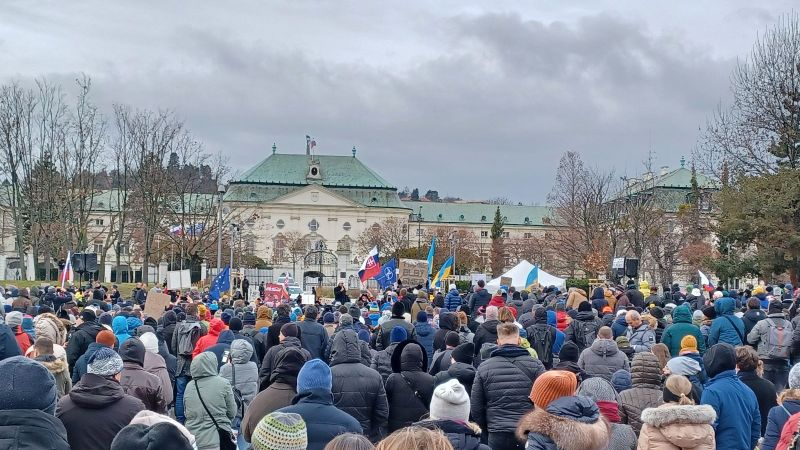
[597, 400, 620, 423]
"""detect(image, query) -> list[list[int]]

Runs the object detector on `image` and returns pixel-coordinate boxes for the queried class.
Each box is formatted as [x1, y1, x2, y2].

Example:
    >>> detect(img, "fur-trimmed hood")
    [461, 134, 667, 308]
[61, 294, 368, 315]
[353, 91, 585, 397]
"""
[34, 354, 68, 374]
[516, 396, 611, 450]
[640, 404, 716, 427]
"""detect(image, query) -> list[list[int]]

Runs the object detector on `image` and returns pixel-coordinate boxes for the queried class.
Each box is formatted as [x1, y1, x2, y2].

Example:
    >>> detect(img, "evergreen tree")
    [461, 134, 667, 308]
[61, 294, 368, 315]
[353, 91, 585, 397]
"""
[490, 206, 505, 275]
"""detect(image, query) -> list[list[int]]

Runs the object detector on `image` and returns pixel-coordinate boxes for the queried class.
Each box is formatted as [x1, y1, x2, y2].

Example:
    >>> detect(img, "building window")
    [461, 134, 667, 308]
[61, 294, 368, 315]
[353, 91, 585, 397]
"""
[95, 219, 104, 226]
[502, 232, 510, 238]
[417, 228, 424, 236]
[480, 231, 488, 238]
[524, 232, 532, 239]
[481, 215, 487, 222]
[343, 222, 352, 231]
[276, 219, 285, 229]
[93, 240, 103, 254]
[245, 237, 255, 253]
[308, 219, 319, 232]
[118, 244, 129, 256]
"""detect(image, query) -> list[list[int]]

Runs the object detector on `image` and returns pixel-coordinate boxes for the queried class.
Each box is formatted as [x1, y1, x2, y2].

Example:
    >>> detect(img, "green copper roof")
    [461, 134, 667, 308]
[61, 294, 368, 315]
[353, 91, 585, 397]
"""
[622, 167, 718, 196]
[235, 153, 396, 189]
[403, 201, 552, 226]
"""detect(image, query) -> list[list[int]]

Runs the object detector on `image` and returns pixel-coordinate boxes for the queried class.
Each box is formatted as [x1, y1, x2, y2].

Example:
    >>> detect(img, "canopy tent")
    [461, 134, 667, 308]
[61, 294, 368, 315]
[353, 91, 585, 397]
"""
[486, 260, 566, 291]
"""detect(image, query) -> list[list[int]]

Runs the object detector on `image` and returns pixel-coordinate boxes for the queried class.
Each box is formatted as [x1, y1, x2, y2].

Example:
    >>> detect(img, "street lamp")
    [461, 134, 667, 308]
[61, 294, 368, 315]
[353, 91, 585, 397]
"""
[230, 222, 240, 295]
[449, 230, 457, 277]
[417, 206, 423, 259]
[216, 183, 226, 273]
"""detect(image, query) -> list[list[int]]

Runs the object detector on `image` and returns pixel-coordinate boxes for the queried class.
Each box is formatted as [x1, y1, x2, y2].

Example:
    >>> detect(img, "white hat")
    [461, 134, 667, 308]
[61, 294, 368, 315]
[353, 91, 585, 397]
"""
[449, 284, 457, 291]
[429, 378, 470, 422]
[691, 288, 701, 297]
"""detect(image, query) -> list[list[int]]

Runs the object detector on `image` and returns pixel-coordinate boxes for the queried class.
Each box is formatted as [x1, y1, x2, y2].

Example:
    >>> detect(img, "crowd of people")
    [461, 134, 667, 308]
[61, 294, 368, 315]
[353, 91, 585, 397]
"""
[0, 278, 799, 449]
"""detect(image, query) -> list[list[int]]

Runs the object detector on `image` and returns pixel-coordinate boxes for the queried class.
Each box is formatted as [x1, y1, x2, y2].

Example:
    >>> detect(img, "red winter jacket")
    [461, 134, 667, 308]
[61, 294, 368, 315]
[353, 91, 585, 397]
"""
[192, 318, 224, 358]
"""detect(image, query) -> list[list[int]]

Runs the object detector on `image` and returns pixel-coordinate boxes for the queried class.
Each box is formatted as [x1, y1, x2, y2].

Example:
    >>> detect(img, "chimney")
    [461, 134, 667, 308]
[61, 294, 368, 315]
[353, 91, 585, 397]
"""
[660, 166, 669, 176]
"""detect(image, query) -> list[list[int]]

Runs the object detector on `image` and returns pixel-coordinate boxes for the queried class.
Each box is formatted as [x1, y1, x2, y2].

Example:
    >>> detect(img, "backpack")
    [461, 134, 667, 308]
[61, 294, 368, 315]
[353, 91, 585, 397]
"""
[176, 322, 202, 357]
[528, 325, 555, 367]
[766, 318, 792, 360]
[574, 320, 598, 349]
[777, 410, 800, 450]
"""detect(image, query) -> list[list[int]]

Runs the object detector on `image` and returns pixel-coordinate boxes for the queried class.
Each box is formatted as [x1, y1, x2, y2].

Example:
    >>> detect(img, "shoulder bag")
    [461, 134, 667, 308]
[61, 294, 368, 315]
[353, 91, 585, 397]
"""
[194, 380, 236, 450]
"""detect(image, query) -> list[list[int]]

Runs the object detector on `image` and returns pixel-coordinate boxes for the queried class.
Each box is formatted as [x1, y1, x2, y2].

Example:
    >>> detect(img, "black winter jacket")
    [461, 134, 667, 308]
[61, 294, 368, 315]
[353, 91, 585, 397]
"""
[374, 317, 414, 351]
[469, 289, 492, 316]
[433, 361, 476, 394]
[371, 342, 399, 383]
[385, 340, 435, 432]
[297, 318, 329, 360]
[472, 319, 499, 361]
[563, 311, 603, 352]
[330, 330, 389, 442]
[433, 312, 461, 352]
[266, 315, 291, 352]
[259, 337, 310, 391]
[470, 344, 545, 434]
[65, 320, 104, 370]
[276, 388, 362, 450]
[415, 419, 491, 450]
[0, 409, 70, 450]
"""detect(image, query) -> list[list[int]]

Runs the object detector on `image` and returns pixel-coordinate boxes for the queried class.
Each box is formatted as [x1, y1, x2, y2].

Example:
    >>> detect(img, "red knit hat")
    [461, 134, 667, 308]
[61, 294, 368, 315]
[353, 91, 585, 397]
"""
[96, 330, 116, 348]
[529, 370, 577, 409]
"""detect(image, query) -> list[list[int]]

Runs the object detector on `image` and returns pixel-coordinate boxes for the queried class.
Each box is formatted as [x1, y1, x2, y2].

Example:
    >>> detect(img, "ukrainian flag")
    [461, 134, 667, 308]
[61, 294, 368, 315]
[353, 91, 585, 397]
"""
[525, 266, 539, 290]
[431, 256, 454, 289]
[426, 237, 436, 277]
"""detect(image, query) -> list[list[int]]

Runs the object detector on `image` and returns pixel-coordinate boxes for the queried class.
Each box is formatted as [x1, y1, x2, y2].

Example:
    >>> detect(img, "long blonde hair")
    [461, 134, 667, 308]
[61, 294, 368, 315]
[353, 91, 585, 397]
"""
[376, 427, 454, 450]
[779, 389, 800, 404]
[664, 375, 695, 406]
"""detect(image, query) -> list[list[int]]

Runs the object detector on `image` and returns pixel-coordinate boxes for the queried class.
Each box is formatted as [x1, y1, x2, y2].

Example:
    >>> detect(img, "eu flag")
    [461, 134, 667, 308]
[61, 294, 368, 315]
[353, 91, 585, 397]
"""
[375, 259, 397, 289]
[209, 266, 231, 300]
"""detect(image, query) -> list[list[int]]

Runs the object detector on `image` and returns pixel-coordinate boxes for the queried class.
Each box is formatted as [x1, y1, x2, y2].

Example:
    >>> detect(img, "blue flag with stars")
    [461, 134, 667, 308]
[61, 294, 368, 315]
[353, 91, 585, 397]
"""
[209, 266, 230, 301]
[374, 259, 397, 289]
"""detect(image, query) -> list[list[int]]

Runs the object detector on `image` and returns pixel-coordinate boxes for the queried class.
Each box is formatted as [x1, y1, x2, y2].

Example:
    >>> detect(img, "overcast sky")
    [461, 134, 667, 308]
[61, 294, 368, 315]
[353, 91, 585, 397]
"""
[0, 1, 795, 203]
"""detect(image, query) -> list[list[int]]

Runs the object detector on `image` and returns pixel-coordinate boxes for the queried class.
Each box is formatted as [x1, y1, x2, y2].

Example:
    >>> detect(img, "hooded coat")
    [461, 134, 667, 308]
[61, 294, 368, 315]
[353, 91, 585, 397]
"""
[254, 305, 273, 331]
[661, 305, 706, 356]
[192, 318, 224, 358]
[35, 355, 72, 397]
[517, 396, 611, 450]
[414, 319, 436, 362]
[158, 310, 178, 352]
[56, 373, 145, 450]
[577, 339, 630, 381]
[385, 340, 435, 432]
[472, 319, 499, 362]
[410, 298, 430, 322]
[371, 342, 400, 383]
[434, 312, 461, 351]
[65, 319, 104, 370]
[0, 409, 70, 450]
[183, 352, 236, 450]
[330, 329, 389, 442]
[708, 298, 745, 346]
[743, 308, 767, 339]
[297, 316, 329, 360]
[112, 316, 132, 346]
[258, 336, 311, 391]
[471, 344, 545, 434]
[219, 339, 258, 422]
[434, 361, 477, 395]
[242, 347, 306, 442]
[618, 352, 663, 434]
[119, 340, 167, 414]
[416, 419, 491, 450]
[638, 404, 716, 450]
[276, 385, 363, 450]
[445, 288, 463, 312]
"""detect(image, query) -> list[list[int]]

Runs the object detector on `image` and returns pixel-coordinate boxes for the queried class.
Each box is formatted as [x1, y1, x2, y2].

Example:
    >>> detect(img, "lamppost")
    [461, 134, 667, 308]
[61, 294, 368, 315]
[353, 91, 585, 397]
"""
[216, 183, 226, 274]
[449, 230, 457, 278]
[416, 206, 423, 259]
[229, 222, 240, 295]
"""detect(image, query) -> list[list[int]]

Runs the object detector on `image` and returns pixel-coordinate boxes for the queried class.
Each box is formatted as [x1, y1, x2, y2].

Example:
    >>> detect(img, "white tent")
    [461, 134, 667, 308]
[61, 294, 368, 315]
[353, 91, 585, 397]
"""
[486, 260, 566, 291]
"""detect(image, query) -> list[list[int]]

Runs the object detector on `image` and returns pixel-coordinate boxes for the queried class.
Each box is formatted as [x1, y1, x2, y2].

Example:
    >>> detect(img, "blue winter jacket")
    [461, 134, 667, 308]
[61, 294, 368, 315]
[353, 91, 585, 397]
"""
[413, 321, 435, 363]
[708, 297, 745, 346]
[611, 315, 628, 339]
[444, 289, 462, 312]
[701, 369, 760, 450]
[112, 316, 131, 345]
[762, 399, 800, 450]
[546, 311, 565, 355]
[277, 388, 362, 450]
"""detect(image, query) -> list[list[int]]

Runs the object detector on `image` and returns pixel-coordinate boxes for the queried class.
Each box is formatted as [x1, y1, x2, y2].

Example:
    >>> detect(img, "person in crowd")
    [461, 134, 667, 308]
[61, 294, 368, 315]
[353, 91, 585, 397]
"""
[330, 328, 389, 442]
[577, 326, 630, 381]
[565, 287, 588, 310]
[618, 352, 663, 434]
[323, 312, 337, 337]
[516, 370, 610, 450]
[254, 305, 273, 331]
[611, 310, 628, 338]
[577, 376, 637, 450]
[433, 310, 460, 352]
[702, 343, 761, 450]
[444, 283, 462, 312]
[590, 287, 608, 312]
[372, 326, 407, 383]
[612, 368, 632, 394]
[761, 363, 800, 450]
[456, 310, 476, 342]
[638, 374, 716, 450]
[708, 296, 745, 346]
[664, 356, 704, 401]
[113, 315, 132, 347]
[0, 356, 70, 449]
[743, 297, 767, 339]
[32, 311, 67, 358]
[72, 328, 116, 383]
[471, 322, 545, 450]
[260, 323, 311, 390]
[651, 343, 671, 371]
[57, 347, 145, 450]
[324, 433, 374, 450]
[183, 351, 236, 450]
[748, 301, 794, 391]
[219, 339, 258, 449]
[615, 335, 636, 361]
[413, 378, 490, 450]
[410, 291, 430, 321]
[6, 311, 30, 354]
[433, 342, 476, 394]
[472, 305, 500, 363]
[119, 336, 167, 413]
[554, 340, 589, 381]
[564, 302, 603, 352]
[249, 411, 308, 450]
[386, 339, 434, 432]
[735, 345, 777, 437]
[158, 310, 179, 354]
[469, 280, 492, 318]
[276, 359, 361, 450]
[65, 308, 104, 370]
[29, 336, 71, 397]
[266, 305, 293, 351]
[430, 331, 461, 374]
[111, 416, 195, 450]
[525, 308, 561, 370]
[414, 311, 436, 362]
[661, 304, 706, 357]
[297, 305, 329, 360]
[139, 331, 174, 407]
[243, 347, 308, 443]
[372, 302, 413, 351]
[626, 311, 656, 353]
[171, 303, 206, 424]
[192, 317, 224, 358]
[205, 329, 235, 369]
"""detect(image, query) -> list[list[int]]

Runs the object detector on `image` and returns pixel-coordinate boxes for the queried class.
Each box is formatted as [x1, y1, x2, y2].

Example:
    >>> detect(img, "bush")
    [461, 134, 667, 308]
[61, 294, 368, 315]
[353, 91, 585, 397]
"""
[565, 278, 590, 293]
[455, 280, 473, 292]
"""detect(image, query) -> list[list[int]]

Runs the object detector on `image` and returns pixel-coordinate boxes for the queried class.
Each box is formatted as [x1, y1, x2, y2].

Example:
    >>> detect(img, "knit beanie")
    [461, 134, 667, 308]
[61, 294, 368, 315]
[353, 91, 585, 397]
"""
[252, 412, 308, 450]
[529, 370, 577, 408]
[81, 309, 97, 322]
[445, 331, 461, 348]
[611, 369, 632, 393]
[390, 326, 408, 344]
[649, 307, 664, 319]
[391, 302, 405, 318]
[680, 335, 698, 353]
[701, 305, 716, 320]
[88, 347, 124, 376]
[96, 329, 117, 348]
[0, 356, 57, 415]
[416, 311, 428, 323]
[578, 302, 592, 312]
[229, 317, 243, 332]
[126, 410, 195, 448]
[296, 359, 332, 393]
[139, 332, 159, 354]
[120, 337, 146, 366]
[357, 329, 371, 343]
[451, 342, 475, 365]
[339, 314, 353, 328]
[769, 301, 784, 315]
[429, 378, 470, 422]
[5, 311, 22, 328]
[615, 336, 631, 348]
[323, 312, 335, 324]
[558, 341, 580, 363]
[577, 377, 619, 402]
[280, 323, 300, 338]
[790, 363, 800, 389]
[111, 422, 193, 450]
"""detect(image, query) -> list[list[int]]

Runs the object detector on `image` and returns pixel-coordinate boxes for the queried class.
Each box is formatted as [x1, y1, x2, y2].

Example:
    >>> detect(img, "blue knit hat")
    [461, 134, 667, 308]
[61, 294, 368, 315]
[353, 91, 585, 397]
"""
[416, 311, 428, 323]
[0, 356, 57, 415]
[297, 359, 332, 393]
[611, 369, 632, 393]
[390, 326, 408, 344]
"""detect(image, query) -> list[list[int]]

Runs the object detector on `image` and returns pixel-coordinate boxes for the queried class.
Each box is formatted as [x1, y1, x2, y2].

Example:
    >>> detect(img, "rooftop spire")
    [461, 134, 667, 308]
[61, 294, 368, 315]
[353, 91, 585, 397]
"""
[352, 146, 357, 158]
[680, 156, 686, 168]
[272, 143, 277, 155]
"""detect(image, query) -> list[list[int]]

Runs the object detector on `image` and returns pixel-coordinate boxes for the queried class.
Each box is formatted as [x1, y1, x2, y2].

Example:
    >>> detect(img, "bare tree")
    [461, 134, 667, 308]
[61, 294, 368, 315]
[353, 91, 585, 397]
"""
[356, 217, 410, 260]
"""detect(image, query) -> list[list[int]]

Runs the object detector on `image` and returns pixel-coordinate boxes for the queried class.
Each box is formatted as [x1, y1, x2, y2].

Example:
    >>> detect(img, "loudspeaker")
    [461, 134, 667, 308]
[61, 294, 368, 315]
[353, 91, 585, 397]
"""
[624, 258, 639, 278]
[71, 253, 85, 273]
[71, 253, 99, 273]
[84, 253, 98, 273]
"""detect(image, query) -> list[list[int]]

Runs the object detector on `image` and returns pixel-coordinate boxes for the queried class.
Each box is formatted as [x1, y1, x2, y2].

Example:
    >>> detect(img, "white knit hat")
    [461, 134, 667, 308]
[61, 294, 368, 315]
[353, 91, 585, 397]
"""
[790, 363, 800, 389]
[429, 378, 470, 422]
[139, 332, 159, 354]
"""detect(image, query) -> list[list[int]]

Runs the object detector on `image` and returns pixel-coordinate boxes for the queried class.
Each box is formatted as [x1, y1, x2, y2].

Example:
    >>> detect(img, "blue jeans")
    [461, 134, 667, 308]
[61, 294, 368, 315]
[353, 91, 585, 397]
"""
[175, 375, 190, 423]
[233, 417, 248, 450]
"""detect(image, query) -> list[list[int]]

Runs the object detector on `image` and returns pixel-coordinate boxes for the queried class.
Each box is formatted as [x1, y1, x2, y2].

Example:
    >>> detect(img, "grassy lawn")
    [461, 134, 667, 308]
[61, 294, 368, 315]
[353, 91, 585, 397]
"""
[0, 280, 137, 298]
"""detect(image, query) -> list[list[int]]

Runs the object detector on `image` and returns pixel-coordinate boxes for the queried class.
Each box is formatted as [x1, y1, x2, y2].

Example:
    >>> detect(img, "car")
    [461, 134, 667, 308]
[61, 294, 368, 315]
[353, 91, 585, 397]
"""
[286, 284, 303, 297]
[276, 274, 294, 285]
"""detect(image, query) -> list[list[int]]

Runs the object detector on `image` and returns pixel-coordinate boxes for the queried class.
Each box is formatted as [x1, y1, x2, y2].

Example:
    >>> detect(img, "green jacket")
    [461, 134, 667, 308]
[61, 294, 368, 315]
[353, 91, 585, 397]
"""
[183, 352, 236, 450]
[662, 305, 706, 357]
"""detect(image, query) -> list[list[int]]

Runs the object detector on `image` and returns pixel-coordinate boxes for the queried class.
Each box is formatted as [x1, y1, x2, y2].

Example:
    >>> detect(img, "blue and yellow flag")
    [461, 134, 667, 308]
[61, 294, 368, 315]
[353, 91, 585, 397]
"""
[525, 266, 539, 290]
[426, 237, 436, 276]
[431, 256, 454, 289]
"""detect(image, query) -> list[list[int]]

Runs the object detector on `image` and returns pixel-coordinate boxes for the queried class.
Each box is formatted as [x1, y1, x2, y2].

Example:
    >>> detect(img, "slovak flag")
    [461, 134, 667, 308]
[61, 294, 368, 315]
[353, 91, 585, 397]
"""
[358, 246, 381, 283]
[60, 251, 73, 288]
[698, 270, 715, 292]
